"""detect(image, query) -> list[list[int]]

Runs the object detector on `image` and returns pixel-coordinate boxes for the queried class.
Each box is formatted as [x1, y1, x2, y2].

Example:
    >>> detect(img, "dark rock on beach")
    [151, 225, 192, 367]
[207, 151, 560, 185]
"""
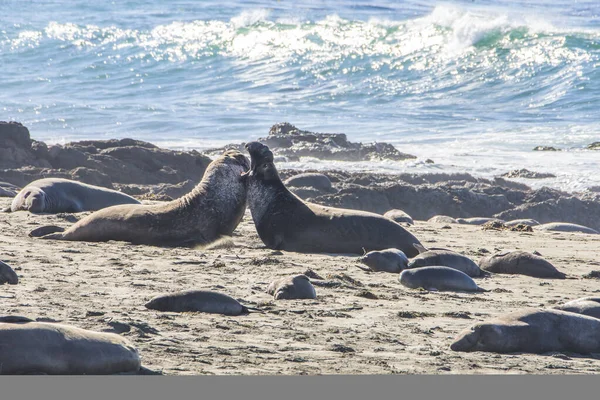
[501, 169, 556, 179]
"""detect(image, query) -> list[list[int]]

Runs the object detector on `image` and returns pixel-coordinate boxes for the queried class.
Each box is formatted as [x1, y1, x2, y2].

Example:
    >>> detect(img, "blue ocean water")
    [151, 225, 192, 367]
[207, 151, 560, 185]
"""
[1, 0, 599, 191]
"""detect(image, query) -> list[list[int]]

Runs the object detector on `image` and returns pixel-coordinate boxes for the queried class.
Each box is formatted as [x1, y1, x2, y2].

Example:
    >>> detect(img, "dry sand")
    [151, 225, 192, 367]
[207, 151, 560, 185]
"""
[1, 197, 600, 375]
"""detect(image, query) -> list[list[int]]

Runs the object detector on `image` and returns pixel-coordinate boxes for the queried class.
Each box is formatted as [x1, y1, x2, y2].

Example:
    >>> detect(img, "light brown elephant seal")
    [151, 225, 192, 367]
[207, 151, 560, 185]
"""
[243, 142, 422, 257]
[399, 266, 488, 292]
[451, 308, 600, 354]
[478, 251, 566, 279]
[554, 297, 600, 319]
[30, 151, 249, 246]
[5, 178, 140, 213]
[407, 247, 486, 277]
[0, 260, 18, 285]
[0, 318, 140, 374]
[145, 290, 251, 315]
[266, 274, 317, 300]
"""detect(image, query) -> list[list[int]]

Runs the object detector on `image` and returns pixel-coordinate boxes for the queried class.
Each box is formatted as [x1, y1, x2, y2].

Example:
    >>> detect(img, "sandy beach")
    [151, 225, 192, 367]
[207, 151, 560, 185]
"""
[2, 196, 599, 375]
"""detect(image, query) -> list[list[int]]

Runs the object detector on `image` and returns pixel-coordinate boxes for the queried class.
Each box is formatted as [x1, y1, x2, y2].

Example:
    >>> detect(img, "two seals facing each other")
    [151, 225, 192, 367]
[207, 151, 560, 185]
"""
[6, 178, 140, 213]
[243, 142, 423, 257]
[30, 151, 250, 246]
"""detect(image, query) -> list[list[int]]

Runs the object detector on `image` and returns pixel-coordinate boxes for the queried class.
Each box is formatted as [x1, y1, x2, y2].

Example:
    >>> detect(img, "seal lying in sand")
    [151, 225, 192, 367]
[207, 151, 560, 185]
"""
[145, 290, 252, 316]
[266, 275, 317, 300]
[478, 251, 566, 279]
[5, 178, 140, 213]
[450, 308, 600, 354]
[0, 260, 18, 285]
[536, 222, 599, 235]
[0, 182, 20, 198]
[358, 248, 409, 273]
[399, 266, 488, 292]
[554, 297, 600, 319]
[0, 318, 140, 374]
[243, 142, 422, 257]
[408, 244, 486, 277]
[29, 151, 250, 246]
[383, 209, 414, 225]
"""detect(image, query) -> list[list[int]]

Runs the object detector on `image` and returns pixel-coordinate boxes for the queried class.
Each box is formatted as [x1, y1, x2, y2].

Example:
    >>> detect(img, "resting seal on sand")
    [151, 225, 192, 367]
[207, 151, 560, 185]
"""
[535, 222, 599, 235]
[358, 248, 409, 273]
[0, 260, 18, 285]
[29, 151, 249, 246]
[407, 245, 486, 277]
[243, 142, 422, 256]
[478, 251, 566, 279]
[0, 318, 140, 374]
[383, 209, 414, 225]
[266, 274, 317, 300]
[399, 266, 488, 292]
[554, 297, 600, 319]
[5, 178, 140, 213]
[145, 290, 251, 315]
[450, 308, 600, 354]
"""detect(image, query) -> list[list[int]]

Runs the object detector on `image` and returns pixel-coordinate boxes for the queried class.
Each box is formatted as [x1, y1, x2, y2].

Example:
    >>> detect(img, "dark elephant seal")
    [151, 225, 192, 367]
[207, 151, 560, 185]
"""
[6, 178, 140, 213]
[478, 251, 566, 279]
[244, 142, 422, 257]
[358, 248, 408, 273]
[30, 151, 249, 246]
[383, 209, 414, 225]
[0, 260, 18, 285]
[145, 290, 250, 315]
[427, 215, 458, 224]
[399, 266, 488, 292]
[0, 182, 20, 198]
[536, 222, 599, 235]
[554, 297, 600, 319]
[0, 318, 140, 374]
[284, 173, 332, 191]
[451, 308, 600, 354]
[457, 217, 504, 226]
[267, 274, 317, 300]
[407, 248, 485, 277]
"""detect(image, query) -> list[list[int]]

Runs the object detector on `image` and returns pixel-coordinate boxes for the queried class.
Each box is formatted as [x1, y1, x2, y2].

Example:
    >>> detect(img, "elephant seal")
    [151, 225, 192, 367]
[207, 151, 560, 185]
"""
[0, 260, 18, 285]
[407, 248, 485, 277]
[358, 248, 408, 273]
[6, 178, 140, 213]
[284, 173, 332, 191]
[399, 266, 488, 292]
[478, 251, 566, 279]
[383, 209, 414, 225]
[554, 297, 600, 319]
[267, 274, 317, 300]
[0, 318, 140, 374]
[0, 182, 20, 198]
[243, 142, 422, 257]
[536, 222, 599, 235]
[450, 308, 600, 354]
[30, 151, 250, 246]
[457, 217, 505, 226]
[427, 215, 458, 224]
[145, 290, 251, 315]
[505, 219, 540, 227]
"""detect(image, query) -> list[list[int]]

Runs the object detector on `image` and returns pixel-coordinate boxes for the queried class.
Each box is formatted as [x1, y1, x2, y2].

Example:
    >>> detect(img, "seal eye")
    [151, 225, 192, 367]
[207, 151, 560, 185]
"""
[262, 164, 269, 169]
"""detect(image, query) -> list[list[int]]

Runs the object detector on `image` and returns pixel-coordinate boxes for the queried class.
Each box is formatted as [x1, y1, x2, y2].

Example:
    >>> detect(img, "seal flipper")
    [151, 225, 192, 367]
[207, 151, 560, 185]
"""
[1, 207, 11, 213]
[476, 287, 490, 293]
[413, 243, 429, 254]
[29, 225, 65, 238]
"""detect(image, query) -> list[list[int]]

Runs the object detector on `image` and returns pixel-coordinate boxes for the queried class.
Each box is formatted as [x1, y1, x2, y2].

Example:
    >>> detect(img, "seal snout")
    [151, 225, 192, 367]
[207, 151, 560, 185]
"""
[245, 141, 274, 163]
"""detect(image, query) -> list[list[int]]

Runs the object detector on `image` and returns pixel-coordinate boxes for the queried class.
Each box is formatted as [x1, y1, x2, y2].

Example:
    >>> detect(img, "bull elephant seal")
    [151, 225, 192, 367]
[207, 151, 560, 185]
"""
[0, 260, 18, 285]
[555, 297, 600, 319]
[0, 318, 140, 374]
[243, 142, 422, 257]
[450, 308, 600, 354]
[358, 248, 408, 273]
[536, 222, 599, 235]
[6, 178, 140, 213]
[478, 251, 566, 279]
[30, 151, 249, 246]
[399, 266, 488, 292]
[267, 274, 317, 300]
[145, 290, 251, 315]
[383, 209, 414, 225]
[407, 247, 485, 277]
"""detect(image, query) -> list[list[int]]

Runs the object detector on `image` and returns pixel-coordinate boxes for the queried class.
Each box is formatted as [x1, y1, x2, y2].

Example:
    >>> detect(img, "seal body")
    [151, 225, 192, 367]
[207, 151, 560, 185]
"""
[478, 251, 566, 279]
[427, 215, 458, 224]
[0, 319, 140, 374]
[450, 308, 600, 354]
[358, 248, 408, 273]
[408, 249, 485, 277]
[284, 173, 332, 191]
[0, 182, 20, 198]
[555, 297, 600, 319]
[31, 151, 249, 246]
[536, 222, 599, 234]
[457, 217, 504, 225]
[9, 178, 140, 213]
[505, 219, 540, 227]
[383, 209, 414, 225]
[399, 266, 487, 292]
[145, 290, 249, 315]
[266, 274, 317, 300]
[0, 261, 18, 285]
[244, 142, 422, 257]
